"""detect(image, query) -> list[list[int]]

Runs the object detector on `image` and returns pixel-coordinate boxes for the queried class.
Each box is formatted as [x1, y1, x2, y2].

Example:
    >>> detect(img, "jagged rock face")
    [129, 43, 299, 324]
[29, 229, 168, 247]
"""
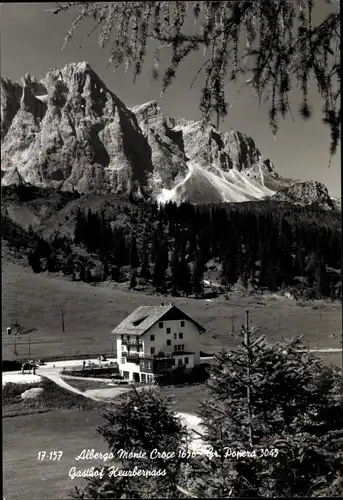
[272, 181, 335, 209]
[131, 101, 189, 191]
[1, 61, 327, 205]
[1, 62, 154, 197]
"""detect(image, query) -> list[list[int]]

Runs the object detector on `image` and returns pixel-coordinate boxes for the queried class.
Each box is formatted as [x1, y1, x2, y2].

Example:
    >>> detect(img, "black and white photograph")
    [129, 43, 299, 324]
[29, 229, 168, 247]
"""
[1, 1, 342, 499]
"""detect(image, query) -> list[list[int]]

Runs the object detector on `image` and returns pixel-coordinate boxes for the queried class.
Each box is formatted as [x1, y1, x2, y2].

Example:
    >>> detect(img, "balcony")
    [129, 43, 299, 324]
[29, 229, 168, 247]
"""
[121, 339, 143, 347]
[122, 352, 144, 364]
[153, 352, 172, 359]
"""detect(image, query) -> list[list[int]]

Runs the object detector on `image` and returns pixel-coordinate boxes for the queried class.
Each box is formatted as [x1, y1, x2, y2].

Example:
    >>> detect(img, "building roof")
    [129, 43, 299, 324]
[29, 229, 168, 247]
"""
[111, 305, 205, 336]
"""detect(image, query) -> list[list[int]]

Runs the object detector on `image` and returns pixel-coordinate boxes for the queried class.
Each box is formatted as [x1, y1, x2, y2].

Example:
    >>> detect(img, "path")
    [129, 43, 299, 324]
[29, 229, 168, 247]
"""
[3, 358, 207, 452]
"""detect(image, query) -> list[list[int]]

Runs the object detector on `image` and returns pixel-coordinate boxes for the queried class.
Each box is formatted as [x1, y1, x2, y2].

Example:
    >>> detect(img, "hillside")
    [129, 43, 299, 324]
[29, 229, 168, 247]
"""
[2, 261, 342, 362]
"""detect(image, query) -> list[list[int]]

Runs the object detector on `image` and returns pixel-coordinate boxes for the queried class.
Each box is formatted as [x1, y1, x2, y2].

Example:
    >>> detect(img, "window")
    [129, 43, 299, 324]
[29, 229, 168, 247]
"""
[150, 347, 155, 355]
[150, 334, 155, 341]
[121, 334, 124, 340]
[166, 327, 171, 334]
[159, 322, 163, 328]
[184, 357, 189, 365]
[179, 332, 183, 339]
[127, 335, 130, 340]
[121, 357, 126, 364]
[167, 339, 171, 346]
[172, 359, 176, 366]
[123, 371, 129, 380]
[178, 359, 183, 366]
[181, 321, 185, 327]
[141, 373, 146, 382]
[148, 362, 152, 369]
[174, 345, 177, 352]
[182, 344, 185, 350]
[174, 333, 177, 339]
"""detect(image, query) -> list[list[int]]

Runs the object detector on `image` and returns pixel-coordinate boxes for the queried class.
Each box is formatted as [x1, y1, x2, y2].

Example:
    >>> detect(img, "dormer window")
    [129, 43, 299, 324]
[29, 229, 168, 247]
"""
[181, 321, 185, 327]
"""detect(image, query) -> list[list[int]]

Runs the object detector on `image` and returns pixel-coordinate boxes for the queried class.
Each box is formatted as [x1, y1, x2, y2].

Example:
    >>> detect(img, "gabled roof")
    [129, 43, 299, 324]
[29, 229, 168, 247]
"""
[111, 305, 205, 337]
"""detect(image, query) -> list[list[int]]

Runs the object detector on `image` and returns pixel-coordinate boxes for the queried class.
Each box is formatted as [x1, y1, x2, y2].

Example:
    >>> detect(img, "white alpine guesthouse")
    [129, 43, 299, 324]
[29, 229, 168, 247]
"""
[111, 304, 206, 382]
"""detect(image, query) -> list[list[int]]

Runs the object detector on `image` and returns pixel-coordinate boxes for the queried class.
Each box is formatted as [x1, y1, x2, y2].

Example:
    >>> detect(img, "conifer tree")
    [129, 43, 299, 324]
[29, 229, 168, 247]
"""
[178, 259, 192, 297]
[57, 1, 340, 159]
[192, 251, 205, 297]
[129, 269, 137, 290]
[193, 310, 343, 498]
[74, 207, 86, 246]
[129, 233, 140, 270]
[70, 388, 190, 499]
[139, 246, 151, 280]
[79, 264, 86, 282]
[171, 247, 181, 294]
[28, 249, 42, 273]
[152, 242, 169, 292]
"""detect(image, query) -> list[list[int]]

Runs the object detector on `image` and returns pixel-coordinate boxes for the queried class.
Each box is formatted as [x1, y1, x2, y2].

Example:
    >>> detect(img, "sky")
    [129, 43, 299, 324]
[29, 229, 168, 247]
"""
[0, 2, 340, 197]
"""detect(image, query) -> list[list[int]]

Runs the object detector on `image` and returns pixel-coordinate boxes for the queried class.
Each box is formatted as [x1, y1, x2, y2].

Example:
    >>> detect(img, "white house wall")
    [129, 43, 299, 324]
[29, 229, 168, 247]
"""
[114, 317, 201, 381]
[143, 319, 201, 364]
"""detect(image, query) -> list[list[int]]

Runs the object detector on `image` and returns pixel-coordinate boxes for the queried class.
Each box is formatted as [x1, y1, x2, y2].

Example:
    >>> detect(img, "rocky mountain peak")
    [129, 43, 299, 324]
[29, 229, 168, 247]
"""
[272, 180, 335, 209]
[1, 62, 333, 207]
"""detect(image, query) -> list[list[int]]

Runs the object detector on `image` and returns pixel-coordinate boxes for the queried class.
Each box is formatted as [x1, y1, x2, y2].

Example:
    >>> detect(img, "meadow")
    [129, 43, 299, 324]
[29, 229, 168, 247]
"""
[2, 261, 342, 365]
[3, 409, 108, 500]
[2, 253, 341, 500]
[2, 378, 208, 500]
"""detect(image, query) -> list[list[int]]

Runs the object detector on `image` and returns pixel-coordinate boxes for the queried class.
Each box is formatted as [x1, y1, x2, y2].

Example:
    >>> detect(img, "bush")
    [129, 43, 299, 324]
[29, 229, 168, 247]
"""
[63, 367, 122, 379]
[156, 364, 210, 386]
[3, 382, 40, 401]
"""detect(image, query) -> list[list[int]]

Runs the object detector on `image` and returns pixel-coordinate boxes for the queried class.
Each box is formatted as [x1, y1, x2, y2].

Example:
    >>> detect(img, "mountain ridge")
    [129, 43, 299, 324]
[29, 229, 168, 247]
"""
[1, 61, 335, 208]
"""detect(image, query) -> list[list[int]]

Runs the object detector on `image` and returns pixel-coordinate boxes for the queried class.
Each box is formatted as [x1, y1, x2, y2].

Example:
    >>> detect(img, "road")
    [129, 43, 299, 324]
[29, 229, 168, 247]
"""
[3, 357, 207, 451]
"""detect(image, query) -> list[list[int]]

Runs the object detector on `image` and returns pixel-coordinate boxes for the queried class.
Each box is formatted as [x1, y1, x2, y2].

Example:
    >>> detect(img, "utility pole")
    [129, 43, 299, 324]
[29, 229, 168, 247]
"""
[61, 309, 65, 332]
[28, 336, 31, 374]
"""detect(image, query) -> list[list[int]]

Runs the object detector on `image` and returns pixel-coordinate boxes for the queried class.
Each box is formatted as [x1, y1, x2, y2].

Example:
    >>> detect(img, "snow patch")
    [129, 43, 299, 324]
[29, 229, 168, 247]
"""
[35, 94, 48, 102]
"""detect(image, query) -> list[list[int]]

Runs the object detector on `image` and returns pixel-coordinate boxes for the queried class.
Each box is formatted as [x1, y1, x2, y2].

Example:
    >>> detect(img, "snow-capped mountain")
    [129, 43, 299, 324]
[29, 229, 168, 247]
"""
[0, 62, 334, 207]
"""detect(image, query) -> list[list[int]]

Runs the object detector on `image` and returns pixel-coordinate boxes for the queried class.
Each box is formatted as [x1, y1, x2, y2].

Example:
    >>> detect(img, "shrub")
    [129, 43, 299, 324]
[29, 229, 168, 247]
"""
[156, 364, 210, 386]
[63, 367, 122, 379]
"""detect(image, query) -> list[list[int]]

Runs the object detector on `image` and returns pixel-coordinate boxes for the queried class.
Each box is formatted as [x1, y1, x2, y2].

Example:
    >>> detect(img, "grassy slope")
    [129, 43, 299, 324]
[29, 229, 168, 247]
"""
[2, 261, 342, 366]
[2, 378, 207, 500]
[3, 409, 107, 500]
[3, 377, 105, 417]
